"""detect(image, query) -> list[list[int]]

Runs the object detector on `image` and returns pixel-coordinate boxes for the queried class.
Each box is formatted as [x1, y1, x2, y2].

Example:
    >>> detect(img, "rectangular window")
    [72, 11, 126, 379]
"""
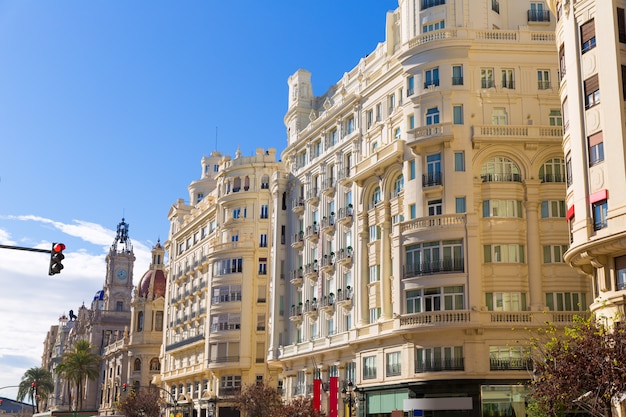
[538, 70, 551, 90]
[416, 346, 463, 372]
[559, 44, 566, 80]
[426, 107, 440, 125]
[455, 197, 466, 213]
[376, 103, 382, 121]
[483, 200, 523, 218]
[366, 109, 373, 129]
[484, 244, 525, 263]
[424, 67, 440, 88]
[454, 152, 465, 171]
[408, 114, 415, 129]
[369, 265, 380, 283]
[452, 65, 463, 85]
[386, 352, 402, 376]
[369, 225, 381, 242]
[363, 356, 377, 379]
[405, 286, 464, 312]
[588, 131, 604, 166]
[405, 242, 463, 278]
[423, 19, 445, 33]
[541, 200, 566, 218]
[409, 160, 416, 180]
[549, 109, 562, 126]
[546, 292, 587, 311]
[501, 69, 515, 89]
[260, 204, 269, 219]
[346, 117, 354, 135]
[409, 203, 417, 219]
[529, 2, 548, 22]
[616, 255, 626, 290]
[593, 199, 608, 230]
[481, 68, 495, 88]
[259, 233, 268, 248]
[619, 8, 626, 43]
[584, 74, 600, 109]
[453, 105, 464, 124]
[388, 94, 396, 113]
[581, 19, 596, 53]
[485, 292, 527, 311]
[492, 108, 507, 125]
[428, 199, 442, 216]
[543, 245, 568, 263]
[407, 76, 415, 96]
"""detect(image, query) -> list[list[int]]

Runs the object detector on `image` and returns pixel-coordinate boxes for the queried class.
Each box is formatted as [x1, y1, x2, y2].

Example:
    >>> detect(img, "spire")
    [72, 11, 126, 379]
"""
[112, 218, 133, 253]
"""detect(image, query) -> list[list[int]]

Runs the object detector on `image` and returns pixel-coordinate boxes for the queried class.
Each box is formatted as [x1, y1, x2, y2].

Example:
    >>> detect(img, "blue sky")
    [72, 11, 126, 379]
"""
[0, 0, 398, 401]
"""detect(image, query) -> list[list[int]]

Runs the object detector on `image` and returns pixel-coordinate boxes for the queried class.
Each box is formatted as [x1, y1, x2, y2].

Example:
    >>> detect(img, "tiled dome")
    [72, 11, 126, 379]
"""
[138, 269, 166, 299]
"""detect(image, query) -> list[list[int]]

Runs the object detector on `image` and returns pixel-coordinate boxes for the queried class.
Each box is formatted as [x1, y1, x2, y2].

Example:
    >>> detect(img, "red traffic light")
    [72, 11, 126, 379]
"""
[49, 242, 66, 275]
[53, 243, 66, 253]
[122, 383, 127, 392]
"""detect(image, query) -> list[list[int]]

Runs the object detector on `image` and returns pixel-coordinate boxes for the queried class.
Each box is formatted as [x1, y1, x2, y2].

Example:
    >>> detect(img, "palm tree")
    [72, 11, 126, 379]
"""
[16, 367, 54, 413]
[58, 339, 101, 410]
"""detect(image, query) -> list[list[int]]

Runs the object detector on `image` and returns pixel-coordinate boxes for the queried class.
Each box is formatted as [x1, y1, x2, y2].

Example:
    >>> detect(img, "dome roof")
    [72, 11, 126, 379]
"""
[138, 269, 166, 299]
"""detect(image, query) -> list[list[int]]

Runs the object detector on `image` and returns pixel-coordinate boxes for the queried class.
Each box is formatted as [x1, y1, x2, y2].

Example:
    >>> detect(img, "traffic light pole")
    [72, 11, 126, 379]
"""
[0, 244, 52, 254]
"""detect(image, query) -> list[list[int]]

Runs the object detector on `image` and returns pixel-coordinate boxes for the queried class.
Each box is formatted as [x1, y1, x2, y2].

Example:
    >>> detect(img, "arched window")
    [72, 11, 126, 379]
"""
[371, 187, 381, 207]
[134, 358, 141, 372]
[261, 175, 270, 189]
[480, 157, 521, 182]
[137, 311, 144, 332]
[233, 177, 241, 192]
[150, 358, 161, 371]
[244, 176, 250, 191]
[539, 158, 565, 183]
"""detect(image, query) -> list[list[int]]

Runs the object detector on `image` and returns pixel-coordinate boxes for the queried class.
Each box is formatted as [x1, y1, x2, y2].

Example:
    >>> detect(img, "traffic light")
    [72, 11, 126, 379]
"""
[0, 399, 4, 406]
[49, 243, 66, 275]
[122, 383, 127, 392]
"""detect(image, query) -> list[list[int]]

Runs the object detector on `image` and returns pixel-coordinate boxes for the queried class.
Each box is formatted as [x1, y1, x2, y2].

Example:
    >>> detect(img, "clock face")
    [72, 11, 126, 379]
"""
[116, 269, 127, 280]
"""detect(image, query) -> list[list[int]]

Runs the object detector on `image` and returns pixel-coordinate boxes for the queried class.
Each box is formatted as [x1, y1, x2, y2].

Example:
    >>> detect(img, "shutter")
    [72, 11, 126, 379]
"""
[588, 131, 603, 147]
[581, 19, 596, 44]
[584, 74, 599, 93]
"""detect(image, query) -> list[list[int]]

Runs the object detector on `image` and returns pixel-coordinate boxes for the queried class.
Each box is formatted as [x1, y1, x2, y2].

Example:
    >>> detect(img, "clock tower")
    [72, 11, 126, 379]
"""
[103, 218, 135, 312]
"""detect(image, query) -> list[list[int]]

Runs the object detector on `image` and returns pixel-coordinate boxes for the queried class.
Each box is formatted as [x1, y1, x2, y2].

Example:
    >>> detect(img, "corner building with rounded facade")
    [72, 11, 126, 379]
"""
[269, 1, 589, 417]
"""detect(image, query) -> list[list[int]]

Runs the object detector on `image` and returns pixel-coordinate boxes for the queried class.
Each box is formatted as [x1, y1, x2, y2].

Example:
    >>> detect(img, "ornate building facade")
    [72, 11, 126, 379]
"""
[546, 0, 626, 325]
[159, 149, 288, 417]
[271, 1, 589, 417]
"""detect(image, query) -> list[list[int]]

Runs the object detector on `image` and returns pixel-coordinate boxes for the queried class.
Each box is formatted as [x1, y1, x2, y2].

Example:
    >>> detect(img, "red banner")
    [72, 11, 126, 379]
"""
[314, 379, 321, 410]
[329, 376, 339, 417]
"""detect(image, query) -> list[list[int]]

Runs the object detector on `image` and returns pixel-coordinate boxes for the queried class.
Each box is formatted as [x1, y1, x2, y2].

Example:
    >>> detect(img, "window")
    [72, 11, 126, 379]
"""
[405, 286, 465, 312]
[566, 153, 573, 187]
[588, 131, 604, 166]
[134, 358, 141, 371]
[549, 109, 562, 126]
[540, 158, 565, 183]
[407, 76, 415, 96]
[369, 225, 381, 242]
[375, 103, 382, 121]
[371, 187, 381, 206]
[213, 258, 243, 276]
[137, 312, 144, 332]
[581, 19, 596, 53]
[543, 245, 568, 263]
[428, 199, 442, 216]
[394, 127, 401, 139]
[220, 375, 242, 389]
[116, 301, 123, 311]
[425, 107, 439, 125]
[482, 200, 523, 218]
[366, 109, 373, 129]
[455, 197, 466, 213]
[484, 244, 525, 263]
[538, 70, 551, 90]
[424, 153, 442, 186]
[486, 292, 527, 311]
[346, 117, 355, 135]
[408, 114, 415, 129]
[492, 108, 507, 125]
[423, 19, 445, 33]
[416, 346, 463, 372]
[546, 292, 586, 311]
[422, 0, 445, 9]
[259, 234, 267, 248]
[481, 156, 520, 183]
[623, 66, 626, 100]
[528, 2, 548, 22]
[453, 105, 463, 124]
[616, 255, 626, 290]
[409, 204, 417, 219]
[363, 356, 377, 379]
[489, 346, 530, 370]
[210, 313, 241, 332]
[405, 241, 464, 277]
[501, 69, 515, 89]
[409, 160, 416, 180]
[386, 352, 402, 376]
[312, 140, 322, 158]
[155, 311, 163, 331]
[369, 265, 380, 283]
[393, 174, 404, 195]
[454, 152, 465, 171]
[593, 199, 608, 230]
[260, 204, 269, 219]
[452, 65, 463, 85]
[425, 67, 440, 88]
[584, 74, 600, 108]
[328, 129, 338, 147]
[540, 200, 566, 219]
[619, 8, 626, 43]
[481, 68, 495, 88]
[559, 44, 566, 80]
[256, 314, 266, 331]
[388, 94, 396, 113]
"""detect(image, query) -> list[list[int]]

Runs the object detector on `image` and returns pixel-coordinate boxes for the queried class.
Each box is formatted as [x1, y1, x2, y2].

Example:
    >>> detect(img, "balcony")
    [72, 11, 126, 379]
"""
[303, 299, 318, 320]
[472, 125, 563, 149]
[490, 357, 533, 371]
[527, 10, 550, 23]
[407, 123, 453, 154]
[292, 198, 305, 214]
[304, 261, 319, 282]
[306, 187, 319, 206]
[320, 215, 335, 235]
[403, 258, 464, 278]
[305, 224, 319, 243]
[319, 294, 335, 317]
[540, 173, 565, 183]
[481, 173, 522, 183]
[320, 253, 335, 274]
[337, 167, 351, 185]
[336, 287, 353, 310]
[416, 357, 465, 373]
[336, 205, 353, 225]
[290, 269, 303, 288]
[289, 304, 303, 323]
[352, 140, 404, 185]
[401, 214, 466, 235]
[423, 171, 442, 188]
[291, 231, 304, 249]
[322, 178, 335, 196]
[336, 247, 353, 267]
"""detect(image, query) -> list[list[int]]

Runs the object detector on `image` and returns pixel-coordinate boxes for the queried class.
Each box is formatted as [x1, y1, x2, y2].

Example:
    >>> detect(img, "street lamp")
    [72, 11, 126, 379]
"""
[342, 382, 358, 417]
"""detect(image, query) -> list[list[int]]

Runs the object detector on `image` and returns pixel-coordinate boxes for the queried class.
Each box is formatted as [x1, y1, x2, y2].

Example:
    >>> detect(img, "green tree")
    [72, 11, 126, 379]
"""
[529, 315, 626, 417]
[116, 386, 164, 417]
[16, 367, 54, 413]
[232, 381, 284, 417]
[58, 339, 101, 410]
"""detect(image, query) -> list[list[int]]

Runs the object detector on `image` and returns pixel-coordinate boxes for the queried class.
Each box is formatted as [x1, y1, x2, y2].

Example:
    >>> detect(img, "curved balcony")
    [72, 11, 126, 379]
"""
[336, 206, 353, 226]
[292, 198, 305, 215]
[407, 123, 453, 155]
[289, 304, 303, 324]
[321, 178, 336, 196]
[337, 167, 352, 186]
[336, 247, 353, 267]
[319, 293, 335, 317]
[320, 254, 335, 274]
[306, 188, 319, 206]
[304, 262, 319, 283]
[305, 224, 319, 243]
[291, 231, 304, 249]
[303, 299, 318, 320]
[336, 287, 353, 311]
[290, 269, 303, 289]
[320, 216, 335, 236]
[351, 140, 404, 185]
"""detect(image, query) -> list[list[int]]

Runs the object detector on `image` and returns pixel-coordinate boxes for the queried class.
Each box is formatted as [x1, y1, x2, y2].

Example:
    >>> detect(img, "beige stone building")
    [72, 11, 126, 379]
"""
[160, 149, 287, 417]
[271, 1, 589, 417]
[546, 0, 626, 325]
